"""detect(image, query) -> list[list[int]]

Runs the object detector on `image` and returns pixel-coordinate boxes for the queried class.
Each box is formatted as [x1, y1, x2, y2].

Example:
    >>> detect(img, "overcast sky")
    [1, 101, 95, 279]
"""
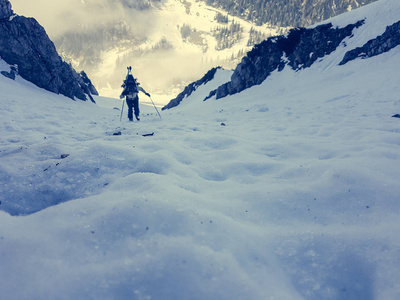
[7, 0, 220, 95]
[11, 0, 128, 37]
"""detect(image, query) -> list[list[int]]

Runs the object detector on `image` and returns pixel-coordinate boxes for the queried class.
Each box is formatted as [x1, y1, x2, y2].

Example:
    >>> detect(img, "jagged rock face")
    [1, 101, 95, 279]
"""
[163, 67, 221, 110]
[79, 71, 99, 96]
[0, 0, 12, 19]
[215, 21, 364, 99]
[225, 38, 285, 96]
[340, 20, 400, 65]
[286, 21, 364, 69]
[0, 0, 92, 101]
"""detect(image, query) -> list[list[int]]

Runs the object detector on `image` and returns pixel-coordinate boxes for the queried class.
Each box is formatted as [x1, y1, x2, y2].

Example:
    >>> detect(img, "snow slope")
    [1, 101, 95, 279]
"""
[1, 0, 400, 299]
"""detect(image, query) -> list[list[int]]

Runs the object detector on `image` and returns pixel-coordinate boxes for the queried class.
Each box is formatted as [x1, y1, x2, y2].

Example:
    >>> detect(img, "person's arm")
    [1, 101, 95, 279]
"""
[120, 87, 127, 99]
[138, 86, 150, 97]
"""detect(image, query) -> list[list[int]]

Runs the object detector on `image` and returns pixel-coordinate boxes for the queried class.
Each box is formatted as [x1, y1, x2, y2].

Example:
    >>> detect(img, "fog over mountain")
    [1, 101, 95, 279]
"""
[10, 0, 377, 100]
[11, 0, 153, 37]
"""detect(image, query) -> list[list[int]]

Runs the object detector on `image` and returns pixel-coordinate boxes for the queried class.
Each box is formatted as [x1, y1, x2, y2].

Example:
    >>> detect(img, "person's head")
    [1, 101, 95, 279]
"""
[122, 74, 136, 88]
[126, 74, 136, 85]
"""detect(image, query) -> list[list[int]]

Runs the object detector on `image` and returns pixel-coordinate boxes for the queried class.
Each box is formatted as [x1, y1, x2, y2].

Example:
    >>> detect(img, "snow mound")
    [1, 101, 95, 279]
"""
[1, 1, 400, 299]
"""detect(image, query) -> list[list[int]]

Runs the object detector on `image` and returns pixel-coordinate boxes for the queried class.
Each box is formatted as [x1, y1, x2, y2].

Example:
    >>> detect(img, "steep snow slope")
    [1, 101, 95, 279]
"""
[1, 0, 400, 299]
[200, 0, 400, 101]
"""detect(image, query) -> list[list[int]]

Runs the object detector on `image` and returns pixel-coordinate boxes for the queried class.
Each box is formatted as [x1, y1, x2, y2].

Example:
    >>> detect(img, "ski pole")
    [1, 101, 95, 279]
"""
[120, 99, 125, 121]
[149, 96, 162, 120]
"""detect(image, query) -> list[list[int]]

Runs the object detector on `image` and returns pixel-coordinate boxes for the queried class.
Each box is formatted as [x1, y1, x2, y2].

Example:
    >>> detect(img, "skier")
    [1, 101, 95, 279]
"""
[120, 67, 150, 121]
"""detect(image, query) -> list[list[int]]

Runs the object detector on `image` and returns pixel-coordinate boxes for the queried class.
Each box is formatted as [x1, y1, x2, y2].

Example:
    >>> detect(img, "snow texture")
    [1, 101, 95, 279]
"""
[1, 0, 400, 299]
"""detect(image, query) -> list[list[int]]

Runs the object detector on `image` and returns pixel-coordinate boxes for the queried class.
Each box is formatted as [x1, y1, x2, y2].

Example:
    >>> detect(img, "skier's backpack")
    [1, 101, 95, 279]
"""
[125, 74, 138, 93]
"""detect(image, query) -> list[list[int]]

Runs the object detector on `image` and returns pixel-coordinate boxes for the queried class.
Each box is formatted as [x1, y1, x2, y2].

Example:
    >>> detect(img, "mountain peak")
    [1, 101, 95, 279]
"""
[0, 0, 13, 19]
[0, 0, 97, 101]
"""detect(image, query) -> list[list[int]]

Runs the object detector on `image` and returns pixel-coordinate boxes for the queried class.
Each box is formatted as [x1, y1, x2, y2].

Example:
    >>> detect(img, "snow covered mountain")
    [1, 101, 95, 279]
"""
[165, 0, 400, 107]
[204, 0, 378, 27]
[1, 0, 400, 299]
[10, 0, 379, 100]
[13, 0, 378, 100]
[11, 0, 286, 99]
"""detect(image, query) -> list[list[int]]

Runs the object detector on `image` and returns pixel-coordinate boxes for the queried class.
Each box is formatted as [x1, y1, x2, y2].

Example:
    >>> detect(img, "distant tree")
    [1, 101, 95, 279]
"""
[212, 20, 243, 50]
[215, 12, 229, 24]
[247, 27, 268, 46]
[152, 36, 173, 50]
[204, 0, 378, 27]
[180, 24, 192, 39]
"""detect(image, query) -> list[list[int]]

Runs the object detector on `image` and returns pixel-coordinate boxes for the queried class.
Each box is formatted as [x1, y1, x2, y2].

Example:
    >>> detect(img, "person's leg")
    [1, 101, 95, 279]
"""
[126, 98, 133, 121]
[133, 96, 140, 120]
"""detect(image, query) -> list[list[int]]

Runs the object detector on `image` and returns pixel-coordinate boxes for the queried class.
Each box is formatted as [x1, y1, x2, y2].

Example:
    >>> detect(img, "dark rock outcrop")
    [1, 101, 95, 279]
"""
[0, 0, 96, 101]
[79, 71, 98, 96]
[213, 21, 364, 100]
[77, 71, 98, 102]
[162, 67, 221, 110]
[0, 0, 11, 19]
[340, 20, 400, 65]
[1, 64, 17, 80]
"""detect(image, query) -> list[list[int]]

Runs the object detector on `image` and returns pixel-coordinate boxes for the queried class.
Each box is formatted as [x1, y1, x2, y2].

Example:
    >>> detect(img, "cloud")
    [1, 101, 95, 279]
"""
[136, 51, 217, 92]
[11, 0, 130, 37]
[9, 0, 225, 99]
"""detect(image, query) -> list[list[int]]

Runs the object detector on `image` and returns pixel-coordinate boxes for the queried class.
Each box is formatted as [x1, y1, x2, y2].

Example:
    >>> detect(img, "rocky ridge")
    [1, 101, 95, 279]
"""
[167, 11, 400, 105]
[211, 20, 364, 99]
[162, 67, 221, 110]
[0, 0, 97, 101]
[340, 20, 400, 64]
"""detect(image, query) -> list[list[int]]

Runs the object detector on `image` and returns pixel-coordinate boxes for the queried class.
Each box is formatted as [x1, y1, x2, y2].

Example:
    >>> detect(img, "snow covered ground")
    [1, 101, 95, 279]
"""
[1, 0, 400, 299]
